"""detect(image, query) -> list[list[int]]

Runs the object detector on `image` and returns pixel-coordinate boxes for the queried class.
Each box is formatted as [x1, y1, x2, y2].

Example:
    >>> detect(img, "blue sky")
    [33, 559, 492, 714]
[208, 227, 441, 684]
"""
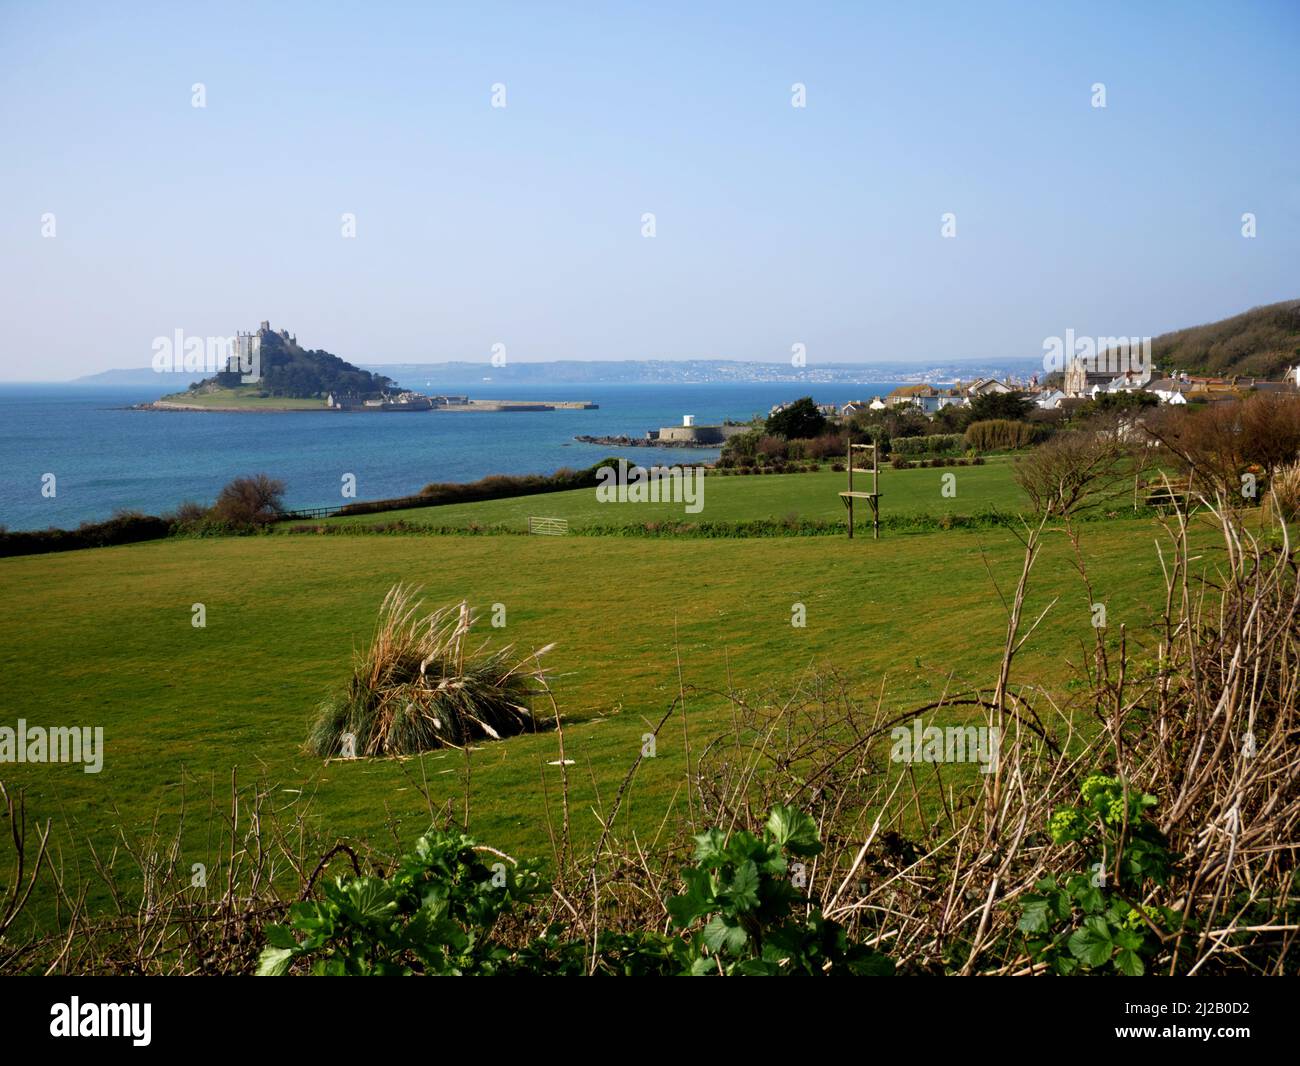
[1, 0, 1297, 379]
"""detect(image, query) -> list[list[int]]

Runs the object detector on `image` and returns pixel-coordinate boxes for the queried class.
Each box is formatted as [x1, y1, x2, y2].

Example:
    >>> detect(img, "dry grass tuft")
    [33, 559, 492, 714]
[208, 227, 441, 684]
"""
[307, 584, 552, 757]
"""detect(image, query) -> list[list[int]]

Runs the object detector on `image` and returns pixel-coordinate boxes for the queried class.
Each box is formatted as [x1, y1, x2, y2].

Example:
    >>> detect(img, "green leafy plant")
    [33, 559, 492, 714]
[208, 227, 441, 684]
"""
[665, 805, 893, 976]
[1016, 774, 1178, 975]
[258, 806, 893, 977]
[257, 831, 544, 975]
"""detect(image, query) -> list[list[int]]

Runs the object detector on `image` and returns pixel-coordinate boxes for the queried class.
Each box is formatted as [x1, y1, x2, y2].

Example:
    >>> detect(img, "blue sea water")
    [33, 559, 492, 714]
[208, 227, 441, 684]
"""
[0, 380, 904, 531]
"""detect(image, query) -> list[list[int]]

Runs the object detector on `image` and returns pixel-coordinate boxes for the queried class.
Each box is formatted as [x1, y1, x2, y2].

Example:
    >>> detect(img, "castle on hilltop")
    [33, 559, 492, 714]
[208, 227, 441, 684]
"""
[228, 320, 296, 375]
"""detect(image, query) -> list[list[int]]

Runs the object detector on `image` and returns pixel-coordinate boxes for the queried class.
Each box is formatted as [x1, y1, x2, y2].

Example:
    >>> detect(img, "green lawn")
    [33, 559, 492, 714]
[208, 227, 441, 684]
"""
[323, 460, 1041, 531]
[0, 513, 1209, 930]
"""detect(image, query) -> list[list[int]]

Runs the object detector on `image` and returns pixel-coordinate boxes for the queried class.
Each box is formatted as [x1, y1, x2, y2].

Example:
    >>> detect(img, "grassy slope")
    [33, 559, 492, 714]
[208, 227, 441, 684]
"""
[322, 461, 1042, 530]
[158, 388, 326, 410]
[0, 514, 1211, 928]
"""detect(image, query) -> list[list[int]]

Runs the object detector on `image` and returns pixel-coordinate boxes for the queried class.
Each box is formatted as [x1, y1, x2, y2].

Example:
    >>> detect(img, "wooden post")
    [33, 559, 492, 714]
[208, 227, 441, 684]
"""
[846, 440, 854, 538]
[872, 443, 880, 540]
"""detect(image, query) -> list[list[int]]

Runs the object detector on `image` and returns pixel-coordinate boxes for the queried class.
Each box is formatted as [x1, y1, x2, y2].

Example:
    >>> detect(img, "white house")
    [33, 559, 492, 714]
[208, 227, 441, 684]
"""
[966, 378, 1013, 398]
[842, 397, 888, 417]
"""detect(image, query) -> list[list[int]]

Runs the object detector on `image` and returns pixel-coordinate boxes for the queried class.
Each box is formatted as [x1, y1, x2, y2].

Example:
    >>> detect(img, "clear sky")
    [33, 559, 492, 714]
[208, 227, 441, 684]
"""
[1, 0, 1297, 380]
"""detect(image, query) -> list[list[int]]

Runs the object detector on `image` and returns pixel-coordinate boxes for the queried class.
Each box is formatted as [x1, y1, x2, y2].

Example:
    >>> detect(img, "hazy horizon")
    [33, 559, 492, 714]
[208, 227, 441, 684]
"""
[2, 1, 1297, 381]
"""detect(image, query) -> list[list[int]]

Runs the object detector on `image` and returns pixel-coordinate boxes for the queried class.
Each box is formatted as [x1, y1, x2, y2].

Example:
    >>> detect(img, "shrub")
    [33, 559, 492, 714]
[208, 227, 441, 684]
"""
[721, 428, 762, 461]
[211, 474, 286, 528]
[965, 419, 1041, 452]
[804, 432, 846, 460]
[891, 433, 963, 456]
[168, 500, 208, 528]
[0, 511, 172, 558]
[306, 585, 550, 757]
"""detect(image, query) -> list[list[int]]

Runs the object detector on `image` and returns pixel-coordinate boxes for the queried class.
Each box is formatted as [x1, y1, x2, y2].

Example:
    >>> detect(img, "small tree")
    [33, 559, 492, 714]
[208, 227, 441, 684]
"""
[211, 474, 286, 528]
[968, 390, 1032, 422]
[765, 397, 827, 440]
[1013, 432, 1129, 517]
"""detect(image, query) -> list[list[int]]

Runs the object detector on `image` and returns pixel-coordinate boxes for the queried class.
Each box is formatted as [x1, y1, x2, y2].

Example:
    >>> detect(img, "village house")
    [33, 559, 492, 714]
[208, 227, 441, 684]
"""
[885, 384, 964, 413]
[1143, 378, 1191, 405]
[965, 378, 1013, 399]
[842, 397, 887, 417]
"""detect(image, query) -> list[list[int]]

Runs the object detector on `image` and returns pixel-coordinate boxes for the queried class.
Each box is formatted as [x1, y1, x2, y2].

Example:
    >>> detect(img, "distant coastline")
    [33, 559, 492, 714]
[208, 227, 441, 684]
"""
[135, 396, 600, 413]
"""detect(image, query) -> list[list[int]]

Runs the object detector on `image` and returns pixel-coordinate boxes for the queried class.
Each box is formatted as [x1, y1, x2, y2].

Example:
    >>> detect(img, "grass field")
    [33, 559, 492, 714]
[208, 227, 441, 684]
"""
[321, 460, 1047, 531]
[0, 505, 1215, 929]
[158, 388, 326, 410]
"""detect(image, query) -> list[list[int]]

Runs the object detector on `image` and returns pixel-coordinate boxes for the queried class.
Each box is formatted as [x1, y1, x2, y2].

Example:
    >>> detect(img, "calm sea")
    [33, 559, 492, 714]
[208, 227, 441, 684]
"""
[0, 380, 904, 531]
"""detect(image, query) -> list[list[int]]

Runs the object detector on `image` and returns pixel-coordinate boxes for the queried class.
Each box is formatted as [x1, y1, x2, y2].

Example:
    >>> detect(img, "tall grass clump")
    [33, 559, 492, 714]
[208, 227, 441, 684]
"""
[308, 585, 552, 757]
[1267, 460, 1300, 522]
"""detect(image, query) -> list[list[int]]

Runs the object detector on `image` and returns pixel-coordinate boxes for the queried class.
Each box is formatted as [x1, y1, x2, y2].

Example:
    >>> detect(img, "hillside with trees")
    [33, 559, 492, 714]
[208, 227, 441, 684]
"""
[190, 326, 393, 399]
[1151, 298, 1300, 378]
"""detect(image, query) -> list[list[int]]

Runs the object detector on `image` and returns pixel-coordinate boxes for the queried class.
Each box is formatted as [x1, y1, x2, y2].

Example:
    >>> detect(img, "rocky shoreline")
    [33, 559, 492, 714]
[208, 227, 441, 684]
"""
[574, 434, 721, 449]
[131, 400, 323, 412]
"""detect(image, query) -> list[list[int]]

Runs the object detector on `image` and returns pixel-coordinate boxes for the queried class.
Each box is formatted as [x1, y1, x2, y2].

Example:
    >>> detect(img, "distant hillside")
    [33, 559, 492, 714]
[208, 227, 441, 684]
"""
[75, 368, 206, 387]
[188, 323, 393, 398]
[362, 357, 1046, 388]
[1153, 299, 1300, 378]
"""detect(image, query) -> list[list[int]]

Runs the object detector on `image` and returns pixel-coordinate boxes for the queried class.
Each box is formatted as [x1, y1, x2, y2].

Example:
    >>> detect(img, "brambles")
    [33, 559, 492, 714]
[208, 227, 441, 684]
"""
[257, 831, 547, 976]
[666, 805, 894, 976]
[306, 585, 550, 757]
[256, 806, 893, 976]
[1017, 776, 1177, 975]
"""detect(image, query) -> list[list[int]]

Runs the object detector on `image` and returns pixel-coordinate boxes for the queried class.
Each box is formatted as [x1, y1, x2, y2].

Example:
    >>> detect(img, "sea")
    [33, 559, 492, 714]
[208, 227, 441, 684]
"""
[0, 380, 906, 531]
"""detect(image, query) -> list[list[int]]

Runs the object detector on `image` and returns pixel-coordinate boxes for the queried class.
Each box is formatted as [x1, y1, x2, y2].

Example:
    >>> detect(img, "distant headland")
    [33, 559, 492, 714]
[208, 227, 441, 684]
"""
[138, 321, 596, 412]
